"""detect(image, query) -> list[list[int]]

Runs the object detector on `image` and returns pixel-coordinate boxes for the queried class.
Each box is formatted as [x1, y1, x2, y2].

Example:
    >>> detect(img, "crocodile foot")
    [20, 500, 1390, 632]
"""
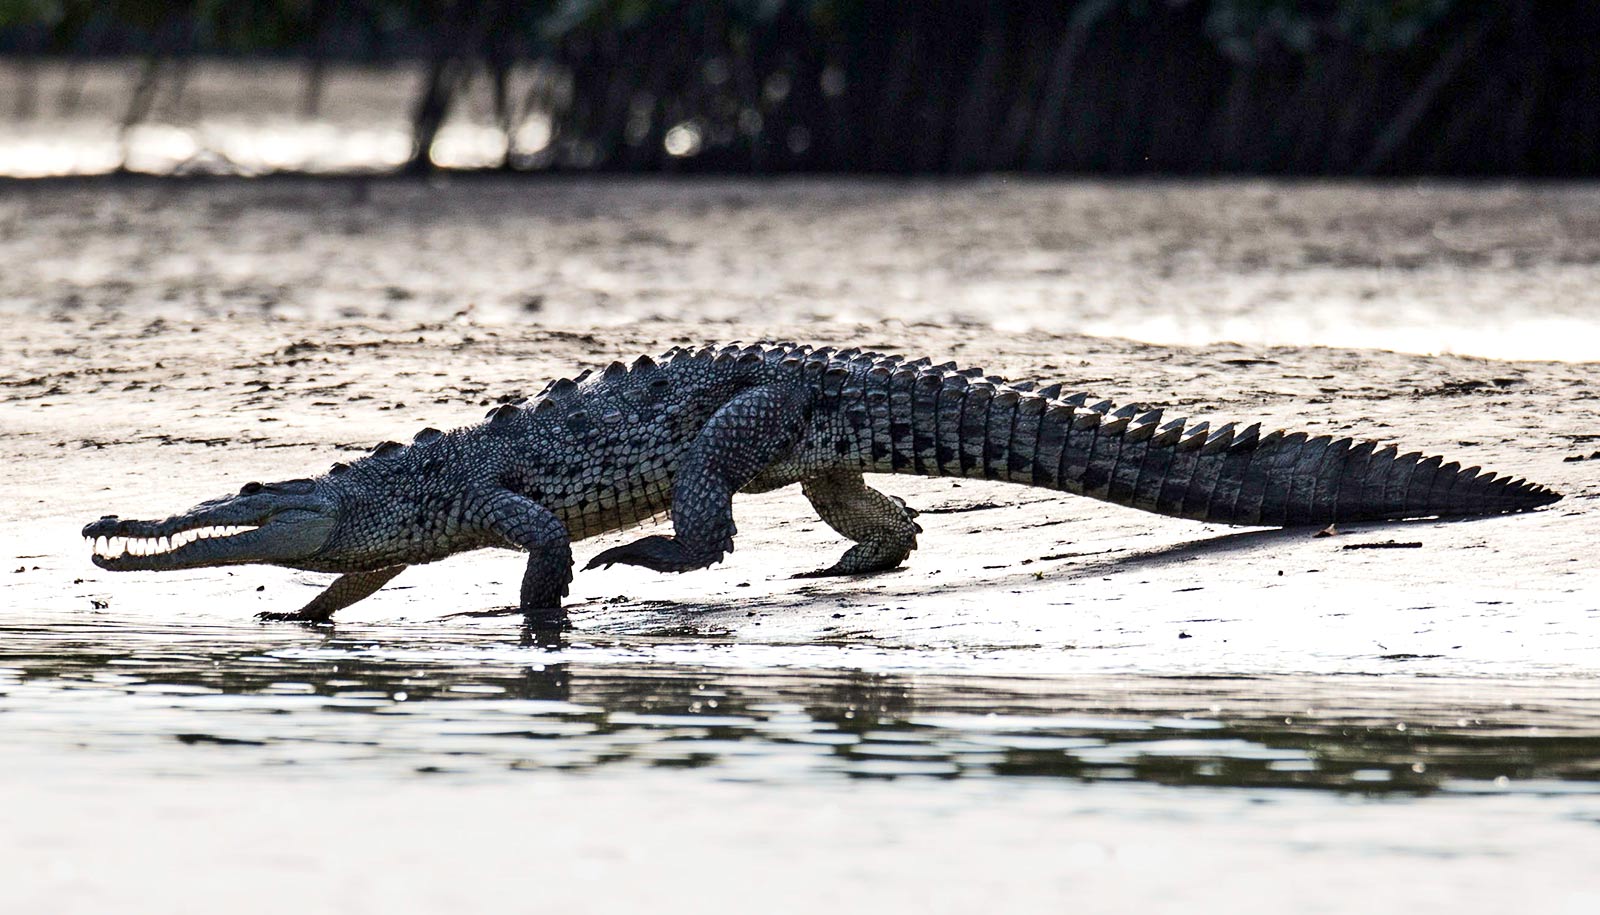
[584, 535, 725, 573]
[791, 539, 913, 578]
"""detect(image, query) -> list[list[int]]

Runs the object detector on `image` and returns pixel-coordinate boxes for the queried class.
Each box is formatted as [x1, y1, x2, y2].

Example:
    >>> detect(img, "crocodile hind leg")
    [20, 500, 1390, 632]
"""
[586, 382, 814, 574]
[794, 469, 921, 577]
[257, 566, 405, 623]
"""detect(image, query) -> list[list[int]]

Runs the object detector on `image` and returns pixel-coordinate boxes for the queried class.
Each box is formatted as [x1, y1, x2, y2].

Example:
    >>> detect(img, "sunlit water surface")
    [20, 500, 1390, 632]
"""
[6, 619, 1599, 792]
[4, 617, 1599, 913]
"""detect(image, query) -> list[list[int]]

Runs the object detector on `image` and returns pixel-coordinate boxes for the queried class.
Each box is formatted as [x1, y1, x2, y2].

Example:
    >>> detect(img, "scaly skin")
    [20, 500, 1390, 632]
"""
[83, 342, 1563, 623]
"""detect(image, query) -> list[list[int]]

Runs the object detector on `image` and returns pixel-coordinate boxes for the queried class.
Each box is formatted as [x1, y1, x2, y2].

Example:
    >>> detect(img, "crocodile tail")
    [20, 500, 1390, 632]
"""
[883, 368, 1562, 526]
[1027, 398, 1560, 525]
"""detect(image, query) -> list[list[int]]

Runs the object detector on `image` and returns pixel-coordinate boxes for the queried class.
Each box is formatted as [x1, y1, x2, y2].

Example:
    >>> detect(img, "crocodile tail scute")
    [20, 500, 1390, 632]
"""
[872, 361, 1560, 527]
[1027, 403, 1562, 525]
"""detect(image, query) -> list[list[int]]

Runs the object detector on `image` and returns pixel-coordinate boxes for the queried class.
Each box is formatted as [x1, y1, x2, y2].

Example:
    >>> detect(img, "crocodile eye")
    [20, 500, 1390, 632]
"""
[240, 481, 263, 495]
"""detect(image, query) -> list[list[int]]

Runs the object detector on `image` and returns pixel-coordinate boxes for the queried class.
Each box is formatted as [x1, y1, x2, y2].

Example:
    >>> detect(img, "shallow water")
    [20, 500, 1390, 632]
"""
[5, 616, 1600, 912]
[6, 617, 1600, 792]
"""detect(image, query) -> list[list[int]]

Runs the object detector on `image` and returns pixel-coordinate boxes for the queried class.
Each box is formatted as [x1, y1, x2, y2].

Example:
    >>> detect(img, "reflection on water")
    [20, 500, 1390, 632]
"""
[0, 61, 531, 177]
[4, 620, 1598, 793]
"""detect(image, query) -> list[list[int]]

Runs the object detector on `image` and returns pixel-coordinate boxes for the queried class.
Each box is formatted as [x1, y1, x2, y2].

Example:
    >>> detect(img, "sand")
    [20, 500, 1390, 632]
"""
[4, 177, 1596, 663]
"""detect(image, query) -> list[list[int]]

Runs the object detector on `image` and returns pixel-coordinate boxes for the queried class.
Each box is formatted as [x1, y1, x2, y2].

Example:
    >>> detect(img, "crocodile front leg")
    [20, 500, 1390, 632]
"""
[795, 469, 921, 577]
[478, 490, 574, 621]
[257, 566, 405, 623]
[586, 382, 814, 574]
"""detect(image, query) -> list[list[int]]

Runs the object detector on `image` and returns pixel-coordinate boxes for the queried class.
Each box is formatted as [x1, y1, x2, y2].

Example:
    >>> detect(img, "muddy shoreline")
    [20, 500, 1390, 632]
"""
[6, 308, 1595, 672]
[3, 177, 1596, 665]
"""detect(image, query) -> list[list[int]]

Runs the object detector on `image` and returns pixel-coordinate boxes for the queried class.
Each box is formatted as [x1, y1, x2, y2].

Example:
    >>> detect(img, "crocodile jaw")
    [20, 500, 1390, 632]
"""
[84, 486, 337, 572]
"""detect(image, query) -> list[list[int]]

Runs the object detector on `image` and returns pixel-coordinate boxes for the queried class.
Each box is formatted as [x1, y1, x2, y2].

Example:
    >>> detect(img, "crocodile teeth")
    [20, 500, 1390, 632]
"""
[88, 525, 260, 559]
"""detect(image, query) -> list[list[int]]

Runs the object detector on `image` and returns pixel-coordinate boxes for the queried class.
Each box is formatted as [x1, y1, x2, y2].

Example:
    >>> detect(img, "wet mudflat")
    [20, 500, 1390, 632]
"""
[2, 177, 1599, 912]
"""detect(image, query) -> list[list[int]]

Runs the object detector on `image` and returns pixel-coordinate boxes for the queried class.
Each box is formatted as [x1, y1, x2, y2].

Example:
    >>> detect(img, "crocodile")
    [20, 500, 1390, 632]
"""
[84, 342, 1562, 623]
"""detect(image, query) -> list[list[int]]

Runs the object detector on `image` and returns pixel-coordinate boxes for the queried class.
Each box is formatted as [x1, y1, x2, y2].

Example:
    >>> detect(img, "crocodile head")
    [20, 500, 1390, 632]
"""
[83, 477, 340, 572]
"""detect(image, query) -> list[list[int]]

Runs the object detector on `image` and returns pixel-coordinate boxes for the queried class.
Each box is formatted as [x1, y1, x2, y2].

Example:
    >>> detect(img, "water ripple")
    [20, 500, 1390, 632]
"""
[3, 621, 1599, 791]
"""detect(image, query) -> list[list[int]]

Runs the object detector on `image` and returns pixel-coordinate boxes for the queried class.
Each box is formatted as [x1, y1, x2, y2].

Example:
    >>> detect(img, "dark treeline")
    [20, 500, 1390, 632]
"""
[2, 0, 1597, 176]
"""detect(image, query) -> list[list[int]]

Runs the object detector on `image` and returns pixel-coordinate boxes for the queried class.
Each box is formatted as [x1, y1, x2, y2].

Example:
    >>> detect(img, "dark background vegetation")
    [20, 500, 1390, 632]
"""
[2, 0, 1597, 176]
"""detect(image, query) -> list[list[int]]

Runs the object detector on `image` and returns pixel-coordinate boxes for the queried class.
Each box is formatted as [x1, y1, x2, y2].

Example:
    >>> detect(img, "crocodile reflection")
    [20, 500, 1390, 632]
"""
[4, 628, 1599, 791]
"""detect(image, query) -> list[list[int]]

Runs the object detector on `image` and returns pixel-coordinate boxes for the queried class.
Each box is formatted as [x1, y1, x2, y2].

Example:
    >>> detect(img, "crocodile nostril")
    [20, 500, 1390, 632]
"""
[241, 481, 263, 495]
